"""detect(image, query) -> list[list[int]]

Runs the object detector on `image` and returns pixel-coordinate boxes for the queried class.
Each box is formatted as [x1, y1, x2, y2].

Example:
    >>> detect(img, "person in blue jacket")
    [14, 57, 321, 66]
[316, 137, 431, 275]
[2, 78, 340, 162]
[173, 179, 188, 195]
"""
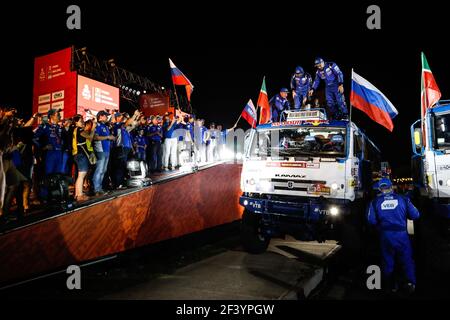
[269, 88, 291, 122]
[309, 57, 348, 120]
[32, 109, 65, 175]
[367, 178, 420, 293]
[291, 66, 312, 110]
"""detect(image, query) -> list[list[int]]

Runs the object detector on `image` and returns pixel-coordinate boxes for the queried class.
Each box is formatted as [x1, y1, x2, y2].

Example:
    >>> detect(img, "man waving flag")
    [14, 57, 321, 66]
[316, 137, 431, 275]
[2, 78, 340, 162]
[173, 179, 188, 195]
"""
[169, 58, 194, 101]
[350, 70, 398, 132]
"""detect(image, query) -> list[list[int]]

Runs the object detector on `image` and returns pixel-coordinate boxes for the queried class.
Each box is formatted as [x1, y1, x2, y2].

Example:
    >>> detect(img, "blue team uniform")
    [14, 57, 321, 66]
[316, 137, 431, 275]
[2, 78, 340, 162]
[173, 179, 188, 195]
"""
[291, 72, 312, 109]
[367, 191, 420, 285]
[33, 123, 65, 174]
[269, 94, 290, 122]
[312, 62, 348, 118]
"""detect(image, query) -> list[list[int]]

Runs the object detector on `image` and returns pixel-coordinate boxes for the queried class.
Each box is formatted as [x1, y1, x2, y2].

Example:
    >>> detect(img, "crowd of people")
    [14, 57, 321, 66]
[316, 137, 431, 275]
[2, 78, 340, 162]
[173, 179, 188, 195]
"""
[0, 106, 235, 224]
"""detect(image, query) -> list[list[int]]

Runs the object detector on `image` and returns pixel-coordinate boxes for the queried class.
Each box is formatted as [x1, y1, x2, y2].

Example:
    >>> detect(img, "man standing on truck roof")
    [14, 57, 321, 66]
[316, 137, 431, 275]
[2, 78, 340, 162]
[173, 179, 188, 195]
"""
[367, 178, 420, 294]
[269, 88, 291, 122]
[291, 66, 312, 110]
[309, 57, 348, 120]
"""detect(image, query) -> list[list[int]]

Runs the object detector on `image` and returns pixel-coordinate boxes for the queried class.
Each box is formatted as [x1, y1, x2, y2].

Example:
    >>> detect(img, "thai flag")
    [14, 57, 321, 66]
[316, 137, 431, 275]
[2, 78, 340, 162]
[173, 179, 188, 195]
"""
[169, 58, 194, 101]
[350, 70, 398, 132]
[241, 99, 257, 128]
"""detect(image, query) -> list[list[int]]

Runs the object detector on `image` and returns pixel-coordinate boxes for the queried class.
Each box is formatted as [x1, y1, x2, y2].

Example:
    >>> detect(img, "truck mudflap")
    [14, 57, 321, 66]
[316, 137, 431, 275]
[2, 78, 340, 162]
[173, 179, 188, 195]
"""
[239, 195, 350, 222]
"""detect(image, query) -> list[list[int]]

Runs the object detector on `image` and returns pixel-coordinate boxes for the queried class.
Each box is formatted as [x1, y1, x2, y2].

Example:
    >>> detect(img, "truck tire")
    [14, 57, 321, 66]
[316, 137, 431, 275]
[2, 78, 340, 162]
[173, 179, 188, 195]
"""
[240, 210, 270, 254]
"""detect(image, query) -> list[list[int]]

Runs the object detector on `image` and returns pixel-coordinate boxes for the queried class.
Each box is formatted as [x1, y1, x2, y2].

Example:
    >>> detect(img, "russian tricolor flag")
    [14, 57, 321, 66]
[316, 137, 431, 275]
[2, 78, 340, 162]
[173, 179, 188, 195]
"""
[169, 58, 194, 101]
[350, 70, 398, 132]
[241, 99, 257, 128]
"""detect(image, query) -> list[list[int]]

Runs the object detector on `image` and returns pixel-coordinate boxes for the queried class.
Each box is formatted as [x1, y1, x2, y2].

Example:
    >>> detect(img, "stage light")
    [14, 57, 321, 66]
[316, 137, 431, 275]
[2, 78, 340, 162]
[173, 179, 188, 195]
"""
[136, 91, 141, 95]
[133, 90, 136, 94]
[143, 90, 147, 94]
[129, 88, 133, 92]
[161, 86, 165, 90]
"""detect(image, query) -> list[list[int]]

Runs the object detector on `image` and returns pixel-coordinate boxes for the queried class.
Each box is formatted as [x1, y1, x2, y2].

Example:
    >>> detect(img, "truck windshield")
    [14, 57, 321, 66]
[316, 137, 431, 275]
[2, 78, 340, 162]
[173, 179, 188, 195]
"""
[434, 113, 450, 149]
[250, 127, 347, 158]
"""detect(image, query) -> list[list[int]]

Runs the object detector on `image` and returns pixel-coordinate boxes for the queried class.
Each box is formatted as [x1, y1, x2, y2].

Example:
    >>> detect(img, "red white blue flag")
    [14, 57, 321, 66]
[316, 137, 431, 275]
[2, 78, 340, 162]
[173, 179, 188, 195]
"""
[350, 70, 398, 132]
[241, 99, 257, 128]
[169, 58, 194, 101]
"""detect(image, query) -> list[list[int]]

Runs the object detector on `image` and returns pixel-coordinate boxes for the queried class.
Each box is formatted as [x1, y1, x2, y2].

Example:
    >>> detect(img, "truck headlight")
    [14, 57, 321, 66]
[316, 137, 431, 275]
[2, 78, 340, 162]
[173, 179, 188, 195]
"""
[330, 207, 339, 216]
[446, 179, 450, 187]
[331, 183, 339, 190]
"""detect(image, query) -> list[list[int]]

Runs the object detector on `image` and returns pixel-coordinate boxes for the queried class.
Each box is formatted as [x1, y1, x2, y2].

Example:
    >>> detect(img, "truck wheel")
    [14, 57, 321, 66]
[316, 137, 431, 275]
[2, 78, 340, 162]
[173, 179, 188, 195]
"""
[240, 210, 270, 254]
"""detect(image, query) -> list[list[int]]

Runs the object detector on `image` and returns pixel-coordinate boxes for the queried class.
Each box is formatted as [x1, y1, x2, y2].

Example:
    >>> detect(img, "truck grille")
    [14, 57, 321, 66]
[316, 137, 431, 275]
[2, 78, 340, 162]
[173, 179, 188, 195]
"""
[270, 179, 326, 184]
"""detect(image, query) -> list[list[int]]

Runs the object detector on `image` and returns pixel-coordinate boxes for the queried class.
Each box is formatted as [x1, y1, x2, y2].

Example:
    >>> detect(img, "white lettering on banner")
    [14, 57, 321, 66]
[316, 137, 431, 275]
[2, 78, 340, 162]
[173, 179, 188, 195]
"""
[52, 90, 64, 101]
[38, 104, 51, 114]
[52, 101, 64, 110]
[38, 94, 51, 104]
[381, 199, 398, 210]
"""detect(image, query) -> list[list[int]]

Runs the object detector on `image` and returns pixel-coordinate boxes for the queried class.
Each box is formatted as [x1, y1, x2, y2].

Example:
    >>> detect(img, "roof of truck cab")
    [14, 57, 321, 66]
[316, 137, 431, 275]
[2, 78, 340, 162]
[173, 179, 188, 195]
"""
[256, 120, 349, 130]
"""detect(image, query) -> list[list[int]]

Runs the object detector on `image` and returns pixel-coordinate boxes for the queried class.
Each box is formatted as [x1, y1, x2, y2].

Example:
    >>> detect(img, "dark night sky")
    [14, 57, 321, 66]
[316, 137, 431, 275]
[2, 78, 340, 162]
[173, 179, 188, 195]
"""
[0, 1, 448, 174]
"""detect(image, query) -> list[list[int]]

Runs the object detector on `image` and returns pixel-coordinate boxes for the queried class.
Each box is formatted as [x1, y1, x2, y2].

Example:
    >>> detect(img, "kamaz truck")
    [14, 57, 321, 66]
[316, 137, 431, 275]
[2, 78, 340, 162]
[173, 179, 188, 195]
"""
[239, 109, 381, 253]
[411, 101, 450, 271]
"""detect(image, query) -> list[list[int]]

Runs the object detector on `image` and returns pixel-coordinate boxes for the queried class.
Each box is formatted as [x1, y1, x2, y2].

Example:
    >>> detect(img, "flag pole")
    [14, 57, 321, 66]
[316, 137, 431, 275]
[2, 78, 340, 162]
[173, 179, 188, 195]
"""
[233, 114, 242, 128]
[172, 83, 181, 112]
[349, 68, 354, 123]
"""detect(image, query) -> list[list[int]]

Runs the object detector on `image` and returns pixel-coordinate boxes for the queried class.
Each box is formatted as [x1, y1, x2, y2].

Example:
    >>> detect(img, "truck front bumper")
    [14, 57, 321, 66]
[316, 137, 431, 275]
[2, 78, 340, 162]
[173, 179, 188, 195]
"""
[239, 195, 350, 222]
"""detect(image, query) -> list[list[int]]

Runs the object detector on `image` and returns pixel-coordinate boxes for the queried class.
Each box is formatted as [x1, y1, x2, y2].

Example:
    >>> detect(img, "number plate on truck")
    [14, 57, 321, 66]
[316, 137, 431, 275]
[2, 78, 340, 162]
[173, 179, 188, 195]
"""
[307, 184, 330, 195]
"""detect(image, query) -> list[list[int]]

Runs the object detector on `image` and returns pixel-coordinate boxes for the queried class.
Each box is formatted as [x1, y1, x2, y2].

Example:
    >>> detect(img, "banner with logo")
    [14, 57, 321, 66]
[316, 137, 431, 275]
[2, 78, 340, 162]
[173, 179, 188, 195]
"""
[77, 75, 120, 120]
[32, 47, 77, 119]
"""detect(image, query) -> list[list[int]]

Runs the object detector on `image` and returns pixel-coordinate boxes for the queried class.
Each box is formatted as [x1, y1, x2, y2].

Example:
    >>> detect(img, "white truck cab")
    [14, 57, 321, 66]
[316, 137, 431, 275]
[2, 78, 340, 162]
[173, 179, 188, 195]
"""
[240, 109, 381, 253]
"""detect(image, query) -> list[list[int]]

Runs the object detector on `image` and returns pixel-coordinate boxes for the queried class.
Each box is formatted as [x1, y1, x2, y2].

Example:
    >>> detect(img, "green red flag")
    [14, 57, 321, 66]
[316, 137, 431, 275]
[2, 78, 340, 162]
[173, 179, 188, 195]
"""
[258, 77, 271, 124]
[421, 53, 441, 147]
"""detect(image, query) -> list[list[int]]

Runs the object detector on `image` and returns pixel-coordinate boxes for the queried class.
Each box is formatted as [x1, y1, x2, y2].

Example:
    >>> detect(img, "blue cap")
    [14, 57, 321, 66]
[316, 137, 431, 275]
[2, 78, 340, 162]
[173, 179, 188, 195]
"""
[97, 110, 109, 118]
[295, 66, 304, 74]
[314, 57, 324, 66]
[47, 108, 59, 117]
[377, 178, 392, 189]
[280, 87, 289, 93]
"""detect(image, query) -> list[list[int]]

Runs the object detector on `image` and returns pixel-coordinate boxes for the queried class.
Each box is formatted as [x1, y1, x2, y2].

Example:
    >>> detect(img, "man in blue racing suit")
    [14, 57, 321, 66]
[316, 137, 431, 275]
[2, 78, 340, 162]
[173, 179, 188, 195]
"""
[269, 88, 290, 122]
[367, 178, 420, 294]
[309, 57, 348, 120]
[290, 66, 312, 110]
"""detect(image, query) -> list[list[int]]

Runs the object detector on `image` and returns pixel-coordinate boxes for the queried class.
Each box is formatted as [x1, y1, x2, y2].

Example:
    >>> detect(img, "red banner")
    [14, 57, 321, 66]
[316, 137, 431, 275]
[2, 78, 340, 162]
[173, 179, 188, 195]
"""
[77, 75, 120, 120]
[139, 92, 171, 117]
[32, 47, 77, 119]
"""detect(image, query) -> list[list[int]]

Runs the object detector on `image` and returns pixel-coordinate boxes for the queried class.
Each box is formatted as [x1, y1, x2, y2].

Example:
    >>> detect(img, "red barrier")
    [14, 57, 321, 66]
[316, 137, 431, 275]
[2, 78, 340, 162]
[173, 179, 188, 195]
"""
[0, 163, 243, 285]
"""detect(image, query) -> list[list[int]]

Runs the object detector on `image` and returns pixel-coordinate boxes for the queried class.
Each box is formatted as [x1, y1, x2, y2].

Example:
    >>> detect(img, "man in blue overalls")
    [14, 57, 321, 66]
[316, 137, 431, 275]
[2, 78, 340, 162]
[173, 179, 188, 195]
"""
[291, 66, 312, 110]
[33, 109, 65, 175]
[367, 178, 420, 294]
[309, 57, 348, 120]
[269, 88, 291, 122]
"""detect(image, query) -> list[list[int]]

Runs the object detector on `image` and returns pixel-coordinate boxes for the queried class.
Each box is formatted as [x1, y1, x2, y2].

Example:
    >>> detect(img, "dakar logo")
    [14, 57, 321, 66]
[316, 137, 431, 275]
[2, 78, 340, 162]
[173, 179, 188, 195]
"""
[82, 84, 91, 101]
[39, 68, 46, 81]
